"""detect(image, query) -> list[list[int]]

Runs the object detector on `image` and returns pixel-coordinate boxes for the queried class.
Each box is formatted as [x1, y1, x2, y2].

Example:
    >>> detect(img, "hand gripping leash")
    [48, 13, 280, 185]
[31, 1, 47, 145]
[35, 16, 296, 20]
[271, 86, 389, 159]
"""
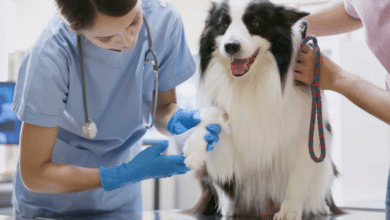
[299, 21, 326, 163]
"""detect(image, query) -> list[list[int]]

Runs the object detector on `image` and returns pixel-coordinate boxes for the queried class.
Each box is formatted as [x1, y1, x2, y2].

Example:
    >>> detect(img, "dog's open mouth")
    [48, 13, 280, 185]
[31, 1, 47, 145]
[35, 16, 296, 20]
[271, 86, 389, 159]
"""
[230, 49, 259, 77]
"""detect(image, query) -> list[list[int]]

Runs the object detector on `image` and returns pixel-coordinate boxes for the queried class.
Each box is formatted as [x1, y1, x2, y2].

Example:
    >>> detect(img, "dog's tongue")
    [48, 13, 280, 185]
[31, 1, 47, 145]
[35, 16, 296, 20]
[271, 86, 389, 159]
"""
[230, 58, 249, 76]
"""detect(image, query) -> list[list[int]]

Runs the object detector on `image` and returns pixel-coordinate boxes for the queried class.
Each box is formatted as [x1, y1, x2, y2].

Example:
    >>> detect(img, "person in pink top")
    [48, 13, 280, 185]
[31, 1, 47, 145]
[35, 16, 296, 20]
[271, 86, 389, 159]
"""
[294, 0, 390, 217]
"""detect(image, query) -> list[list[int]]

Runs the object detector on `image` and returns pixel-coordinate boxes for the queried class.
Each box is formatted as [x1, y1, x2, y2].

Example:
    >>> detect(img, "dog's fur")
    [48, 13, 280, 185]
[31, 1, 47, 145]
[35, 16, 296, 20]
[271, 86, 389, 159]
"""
[180, 0, 345, 219]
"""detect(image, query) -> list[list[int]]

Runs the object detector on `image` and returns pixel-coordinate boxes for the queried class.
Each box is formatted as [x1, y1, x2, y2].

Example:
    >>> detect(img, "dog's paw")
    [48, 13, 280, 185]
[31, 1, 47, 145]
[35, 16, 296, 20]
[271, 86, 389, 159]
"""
[183, 131, 208, 170]
[319, 202, 331, 215]
[183, 144, 207, 170]
[274, 202, 302, 220]
[273, 210, 302, 220]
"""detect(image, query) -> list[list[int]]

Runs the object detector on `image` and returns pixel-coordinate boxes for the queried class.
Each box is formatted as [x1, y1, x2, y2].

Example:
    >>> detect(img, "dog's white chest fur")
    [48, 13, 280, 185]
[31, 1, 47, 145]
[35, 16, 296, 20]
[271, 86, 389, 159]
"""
[180, 21, 337, 219]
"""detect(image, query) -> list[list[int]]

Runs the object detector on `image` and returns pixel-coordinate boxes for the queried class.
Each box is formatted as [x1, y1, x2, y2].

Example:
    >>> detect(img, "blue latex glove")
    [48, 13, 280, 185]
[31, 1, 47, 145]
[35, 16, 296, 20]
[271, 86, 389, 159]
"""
[205, 124, 221, 151]
[167, 109, 201, 135]
[167, 109, 222, 151]
[99, 141, 190, 191]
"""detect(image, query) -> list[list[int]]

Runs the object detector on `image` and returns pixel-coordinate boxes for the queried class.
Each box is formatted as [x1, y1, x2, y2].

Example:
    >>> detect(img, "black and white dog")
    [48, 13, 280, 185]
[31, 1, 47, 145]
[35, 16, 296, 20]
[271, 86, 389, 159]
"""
[180, 0, 345, 219]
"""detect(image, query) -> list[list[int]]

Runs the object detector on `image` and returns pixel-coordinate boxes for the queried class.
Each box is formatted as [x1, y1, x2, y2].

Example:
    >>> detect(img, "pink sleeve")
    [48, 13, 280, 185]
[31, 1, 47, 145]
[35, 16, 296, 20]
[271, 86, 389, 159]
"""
[344, 0, 360, 19]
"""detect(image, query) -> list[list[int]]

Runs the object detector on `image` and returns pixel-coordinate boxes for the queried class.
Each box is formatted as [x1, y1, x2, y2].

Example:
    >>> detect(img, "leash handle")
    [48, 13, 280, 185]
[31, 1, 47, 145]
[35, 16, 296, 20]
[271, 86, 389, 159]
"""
[299, 35, 326, 163]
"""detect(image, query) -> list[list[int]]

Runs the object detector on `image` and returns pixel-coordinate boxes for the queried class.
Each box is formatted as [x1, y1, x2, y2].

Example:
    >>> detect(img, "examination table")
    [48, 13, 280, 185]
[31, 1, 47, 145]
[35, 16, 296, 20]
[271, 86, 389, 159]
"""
[0, 208, 385, 220]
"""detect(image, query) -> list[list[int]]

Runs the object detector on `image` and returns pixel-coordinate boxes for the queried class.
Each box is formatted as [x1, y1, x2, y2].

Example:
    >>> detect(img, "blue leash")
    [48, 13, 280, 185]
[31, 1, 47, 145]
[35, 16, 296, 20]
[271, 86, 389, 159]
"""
[298, 21, 326, 163]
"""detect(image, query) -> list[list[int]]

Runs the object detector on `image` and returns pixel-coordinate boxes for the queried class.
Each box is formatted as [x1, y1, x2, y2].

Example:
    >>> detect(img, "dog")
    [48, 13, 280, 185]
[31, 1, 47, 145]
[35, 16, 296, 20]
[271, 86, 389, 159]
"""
[179, 0, 345, 219]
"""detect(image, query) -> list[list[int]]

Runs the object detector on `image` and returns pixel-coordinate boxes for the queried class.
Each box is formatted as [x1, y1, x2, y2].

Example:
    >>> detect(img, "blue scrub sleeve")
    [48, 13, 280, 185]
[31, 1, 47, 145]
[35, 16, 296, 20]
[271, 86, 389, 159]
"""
[12, 36, 69, 127]
[156, 9, 196, 92]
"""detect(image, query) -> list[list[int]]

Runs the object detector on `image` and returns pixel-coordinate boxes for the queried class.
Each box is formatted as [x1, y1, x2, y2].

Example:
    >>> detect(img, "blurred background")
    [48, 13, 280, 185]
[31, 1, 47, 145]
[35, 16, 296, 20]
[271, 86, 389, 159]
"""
[0, 0, 389, 215]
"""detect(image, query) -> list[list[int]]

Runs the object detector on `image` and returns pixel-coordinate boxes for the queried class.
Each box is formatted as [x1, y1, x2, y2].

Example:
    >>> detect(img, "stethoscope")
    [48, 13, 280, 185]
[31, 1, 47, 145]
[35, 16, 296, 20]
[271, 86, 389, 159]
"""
[77, 15, 159, 139]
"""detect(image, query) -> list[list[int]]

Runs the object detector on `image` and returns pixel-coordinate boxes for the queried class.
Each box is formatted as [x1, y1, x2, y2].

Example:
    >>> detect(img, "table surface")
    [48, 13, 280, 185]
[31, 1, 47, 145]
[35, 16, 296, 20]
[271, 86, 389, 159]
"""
[0, 208, 385, 220]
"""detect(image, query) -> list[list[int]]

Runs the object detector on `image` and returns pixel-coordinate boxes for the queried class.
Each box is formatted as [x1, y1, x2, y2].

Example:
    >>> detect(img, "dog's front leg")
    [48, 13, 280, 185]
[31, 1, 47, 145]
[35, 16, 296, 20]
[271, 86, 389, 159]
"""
[183, 106, 230, 171]
[274, 143, 313, 220]
[183, 127, 209, 170]
[215, 184, 235, 217]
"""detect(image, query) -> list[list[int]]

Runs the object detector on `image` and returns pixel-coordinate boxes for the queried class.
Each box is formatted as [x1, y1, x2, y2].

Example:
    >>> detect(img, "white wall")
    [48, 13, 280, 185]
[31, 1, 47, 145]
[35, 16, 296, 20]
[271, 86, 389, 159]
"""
[169, 0, 212, 52]
[1, 0, 17, 81]
[13, 0, 56, 51]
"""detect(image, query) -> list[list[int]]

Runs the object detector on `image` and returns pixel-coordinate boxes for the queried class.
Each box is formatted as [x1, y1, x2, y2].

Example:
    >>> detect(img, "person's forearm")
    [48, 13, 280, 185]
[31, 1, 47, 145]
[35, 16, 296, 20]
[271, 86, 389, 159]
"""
[21, 162, 102, 193]
[303, 0, 362, 36]
[332, 70, 390, 125]
[154, 89, 180, 136]
[19, 123, 104, 194]
[155, 102, 179, 136]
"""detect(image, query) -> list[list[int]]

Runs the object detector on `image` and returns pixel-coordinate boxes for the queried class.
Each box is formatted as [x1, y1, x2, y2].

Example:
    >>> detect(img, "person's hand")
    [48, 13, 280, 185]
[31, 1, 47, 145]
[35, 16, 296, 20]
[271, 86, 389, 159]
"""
[204, 124, 221, 151]
[167, 109, 201, 135]
[294, 44, 343, 91]
[167, 109, 222, 151]
[99, 141, 190, 191]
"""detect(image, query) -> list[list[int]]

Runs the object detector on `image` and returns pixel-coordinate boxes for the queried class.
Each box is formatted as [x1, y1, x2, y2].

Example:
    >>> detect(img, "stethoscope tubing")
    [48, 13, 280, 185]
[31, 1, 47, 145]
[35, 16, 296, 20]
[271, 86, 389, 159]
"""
[142, 14, 159, 129]
[77, 15, 159, 139]
[77, 35, 90, 125]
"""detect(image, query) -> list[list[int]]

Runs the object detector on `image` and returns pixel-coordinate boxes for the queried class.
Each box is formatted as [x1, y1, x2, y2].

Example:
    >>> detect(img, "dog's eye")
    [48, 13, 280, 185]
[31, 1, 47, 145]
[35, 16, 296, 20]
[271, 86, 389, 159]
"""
[250, 20, 259, 28]
[219, 21, 228, 29]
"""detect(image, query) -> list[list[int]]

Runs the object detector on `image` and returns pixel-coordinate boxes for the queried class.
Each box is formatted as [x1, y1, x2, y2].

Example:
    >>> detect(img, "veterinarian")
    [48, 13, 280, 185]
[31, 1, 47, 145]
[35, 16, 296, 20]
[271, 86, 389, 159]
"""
[294, 0, 390, 218]
[11, 0, 220, 218]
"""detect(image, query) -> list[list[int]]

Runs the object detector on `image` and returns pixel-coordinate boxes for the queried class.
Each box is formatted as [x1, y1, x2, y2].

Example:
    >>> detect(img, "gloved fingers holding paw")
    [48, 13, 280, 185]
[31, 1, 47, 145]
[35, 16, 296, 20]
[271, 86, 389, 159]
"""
[167, 109, 201, 135]
[155, 155, 190, 178]
[205, 124, 221, 151]
[133, 141, 190, 180]
[167, 109, 222, 151]
[99, 140, 190, 191]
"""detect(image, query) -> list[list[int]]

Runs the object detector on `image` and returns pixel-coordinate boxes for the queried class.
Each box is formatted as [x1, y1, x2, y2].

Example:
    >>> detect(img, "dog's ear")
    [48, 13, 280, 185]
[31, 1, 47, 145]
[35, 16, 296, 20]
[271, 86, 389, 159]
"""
[209, 1, 218, 14]
[204, 2, 218, 27]
[202, 1, 219, 36]
[207, 2, 218, 18]
[277, 6, 310, 27]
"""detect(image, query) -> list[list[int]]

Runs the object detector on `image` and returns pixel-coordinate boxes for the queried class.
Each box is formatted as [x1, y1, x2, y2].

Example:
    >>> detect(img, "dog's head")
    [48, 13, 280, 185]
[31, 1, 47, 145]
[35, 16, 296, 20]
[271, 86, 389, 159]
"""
[200, 0, 309, 81]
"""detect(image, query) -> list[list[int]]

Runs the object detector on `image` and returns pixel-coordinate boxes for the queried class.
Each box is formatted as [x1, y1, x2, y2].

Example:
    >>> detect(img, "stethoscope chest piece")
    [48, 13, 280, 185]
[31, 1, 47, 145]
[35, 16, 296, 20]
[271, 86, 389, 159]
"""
[82, 120, 97, 139]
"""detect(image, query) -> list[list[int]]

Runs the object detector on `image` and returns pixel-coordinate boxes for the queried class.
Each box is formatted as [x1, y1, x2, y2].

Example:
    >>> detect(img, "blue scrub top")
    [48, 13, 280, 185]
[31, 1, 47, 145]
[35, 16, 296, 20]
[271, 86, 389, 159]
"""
[11, 0, 195, 218]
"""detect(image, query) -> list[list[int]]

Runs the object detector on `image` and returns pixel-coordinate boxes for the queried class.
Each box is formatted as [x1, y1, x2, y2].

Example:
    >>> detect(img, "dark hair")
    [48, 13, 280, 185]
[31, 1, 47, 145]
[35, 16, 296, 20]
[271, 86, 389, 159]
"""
[55, 0, 138, 32]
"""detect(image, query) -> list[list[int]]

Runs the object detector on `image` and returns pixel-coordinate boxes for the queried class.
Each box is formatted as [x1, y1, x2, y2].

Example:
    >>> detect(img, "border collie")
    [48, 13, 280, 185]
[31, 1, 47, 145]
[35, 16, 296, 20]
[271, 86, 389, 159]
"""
[180, 0, 345, 219]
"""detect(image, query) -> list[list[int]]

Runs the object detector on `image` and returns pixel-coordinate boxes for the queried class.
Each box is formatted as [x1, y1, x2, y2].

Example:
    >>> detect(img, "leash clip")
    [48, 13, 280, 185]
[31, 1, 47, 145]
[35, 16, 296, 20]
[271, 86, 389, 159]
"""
[300, 20, 308, 39]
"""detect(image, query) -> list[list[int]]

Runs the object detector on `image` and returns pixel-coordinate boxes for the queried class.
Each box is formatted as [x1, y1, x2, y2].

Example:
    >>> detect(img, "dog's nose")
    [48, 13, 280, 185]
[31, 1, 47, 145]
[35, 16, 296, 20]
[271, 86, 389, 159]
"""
[225, 42, 241, 55]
